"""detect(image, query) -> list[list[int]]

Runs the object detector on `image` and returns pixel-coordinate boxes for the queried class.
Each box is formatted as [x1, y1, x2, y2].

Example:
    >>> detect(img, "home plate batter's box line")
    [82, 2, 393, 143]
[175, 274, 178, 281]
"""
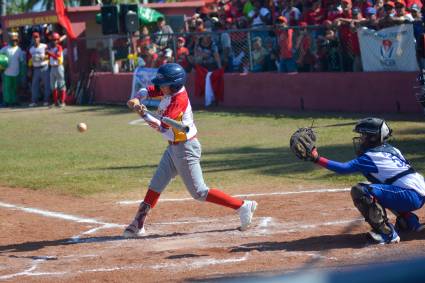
[0, 253, 252, 280]
[118, 188, 351, 205]
[0, 200, 365, 241]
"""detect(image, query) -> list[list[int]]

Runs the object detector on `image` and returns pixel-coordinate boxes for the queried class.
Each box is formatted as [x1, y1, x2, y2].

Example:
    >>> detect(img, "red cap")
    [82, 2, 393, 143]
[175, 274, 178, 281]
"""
[342, 0, 352, 4]
[177, 36, 185, 43]
[277, 16, 288, 23]
[384, 1, 395, 7]
[225, 17, 233, 24]
[32, 32, 40, 38]
[52, 32, 60, 40]
[394, 0, 405, 7]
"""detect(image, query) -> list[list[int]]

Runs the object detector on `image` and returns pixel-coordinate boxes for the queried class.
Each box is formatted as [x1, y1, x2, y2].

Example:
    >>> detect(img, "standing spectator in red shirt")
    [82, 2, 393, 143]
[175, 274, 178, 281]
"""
[275, 16, 297, 72]
[175, 37, 191, 72]
[335, 0, 357, 71]
[303, 0, 325, 25]
[326, 0, 344, 21]
[295, 21, 315, 72]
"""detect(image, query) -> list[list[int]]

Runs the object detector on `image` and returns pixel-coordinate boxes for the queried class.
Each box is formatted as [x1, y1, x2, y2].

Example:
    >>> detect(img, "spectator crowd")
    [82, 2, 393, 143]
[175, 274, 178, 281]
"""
[1, 0, 424, 107]
[130, 0, 424, 74]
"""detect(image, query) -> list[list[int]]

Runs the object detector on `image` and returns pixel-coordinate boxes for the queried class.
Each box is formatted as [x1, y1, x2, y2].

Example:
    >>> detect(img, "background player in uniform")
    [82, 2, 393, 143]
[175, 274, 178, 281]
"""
[0, 32, 24, 107]
[28, 32, 50, 107]
[123, 63, 257, 238]
[46, 32, 66, 107]
[292, 117, 425, 244]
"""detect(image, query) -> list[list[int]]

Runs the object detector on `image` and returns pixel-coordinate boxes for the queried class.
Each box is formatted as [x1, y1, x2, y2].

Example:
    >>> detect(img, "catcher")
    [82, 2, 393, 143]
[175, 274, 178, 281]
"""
[290, 118, 425, 244]
[123, 63, 257, 238]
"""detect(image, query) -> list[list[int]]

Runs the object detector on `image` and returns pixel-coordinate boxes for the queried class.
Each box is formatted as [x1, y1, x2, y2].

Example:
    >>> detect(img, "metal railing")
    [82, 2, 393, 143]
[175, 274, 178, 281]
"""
[70, 24, 420, 75]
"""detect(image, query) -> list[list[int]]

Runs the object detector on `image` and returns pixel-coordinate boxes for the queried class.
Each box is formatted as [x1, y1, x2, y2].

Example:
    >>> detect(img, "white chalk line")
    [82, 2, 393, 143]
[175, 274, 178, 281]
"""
[0, 253, 250, 280]
[0, 196, 363, 280]
[0, 259, 66, 280]
[0, 201, 121, 228]
[0, 199, 368, 280]
[117, 188, 351, 205]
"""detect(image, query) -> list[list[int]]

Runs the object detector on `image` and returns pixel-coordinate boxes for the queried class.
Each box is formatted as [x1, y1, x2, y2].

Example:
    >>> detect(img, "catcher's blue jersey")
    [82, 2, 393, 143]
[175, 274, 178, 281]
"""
[324, 144, 425, 196]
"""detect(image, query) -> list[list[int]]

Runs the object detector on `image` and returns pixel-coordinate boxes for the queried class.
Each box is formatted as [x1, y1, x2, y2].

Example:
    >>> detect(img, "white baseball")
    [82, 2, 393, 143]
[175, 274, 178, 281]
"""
[77, 122, 87, 132]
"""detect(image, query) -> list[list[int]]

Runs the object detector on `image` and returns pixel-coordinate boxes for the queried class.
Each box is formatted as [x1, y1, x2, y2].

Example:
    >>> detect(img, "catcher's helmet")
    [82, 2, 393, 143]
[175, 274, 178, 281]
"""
[151, 63, 186, 88]
[352, 117, 392, 155]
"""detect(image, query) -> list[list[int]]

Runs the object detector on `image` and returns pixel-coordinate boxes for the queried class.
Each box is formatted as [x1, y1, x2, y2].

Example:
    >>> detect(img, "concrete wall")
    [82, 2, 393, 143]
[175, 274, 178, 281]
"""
[91, 72, 423, 113]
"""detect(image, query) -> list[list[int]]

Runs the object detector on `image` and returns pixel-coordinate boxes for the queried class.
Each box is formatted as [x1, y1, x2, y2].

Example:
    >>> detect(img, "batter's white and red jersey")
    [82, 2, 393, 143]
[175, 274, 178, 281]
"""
[138, 85, 197, 143]
[47, 44, 64, 66]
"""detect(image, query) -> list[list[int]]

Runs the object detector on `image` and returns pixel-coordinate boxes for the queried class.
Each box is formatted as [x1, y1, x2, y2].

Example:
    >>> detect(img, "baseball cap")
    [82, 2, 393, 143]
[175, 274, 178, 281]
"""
[342, 0, 352, 4]
[384, 1, 395, 8]
[394, 0, 405, 7]
[366, 7, 377, 15]
[409, 4, 420, 12]
[177, 36, 185, 43]
[277, 16, 288, 23]
[352, 7, 361, 14]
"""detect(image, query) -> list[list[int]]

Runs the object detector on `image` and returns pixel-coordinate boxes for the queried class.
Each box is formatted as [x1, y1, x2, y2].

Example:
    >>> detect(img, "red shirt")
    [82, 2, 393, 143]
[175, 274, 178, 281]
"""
[339, 20, 361, 56]
[175, 47, 190, 69]
[303, 8, 325, 25]
[277, 29, 293, 59]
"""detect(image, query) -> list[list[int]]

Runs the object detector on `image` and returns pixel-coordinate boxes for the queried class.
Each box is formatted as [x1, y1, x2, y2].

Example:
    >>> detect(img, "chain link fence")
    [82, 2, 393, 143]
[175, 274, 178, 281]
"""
[71, 24, 419, 75]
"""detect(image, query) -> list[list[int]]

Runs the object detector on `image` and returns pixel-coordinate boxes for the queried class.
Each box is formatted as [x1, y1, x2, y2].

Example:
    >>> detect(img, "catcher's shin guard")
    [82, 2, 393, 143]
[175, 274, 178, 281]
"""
[350, 184, 392, 235]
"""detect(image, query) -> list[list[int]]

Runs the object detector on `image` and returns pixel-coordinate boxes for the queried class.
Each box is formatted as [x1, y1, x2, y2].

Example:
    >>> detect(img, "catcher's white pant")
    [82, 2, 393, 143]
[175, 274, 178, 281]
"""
[149, 138, 209, 200]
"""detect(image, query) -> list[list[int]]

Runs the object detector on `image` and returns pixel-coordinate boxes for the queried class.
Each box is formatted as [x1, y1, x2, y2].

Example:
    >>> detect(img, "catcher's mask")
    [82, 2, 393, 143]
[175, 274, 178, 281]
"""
[352, 117, 392, 156]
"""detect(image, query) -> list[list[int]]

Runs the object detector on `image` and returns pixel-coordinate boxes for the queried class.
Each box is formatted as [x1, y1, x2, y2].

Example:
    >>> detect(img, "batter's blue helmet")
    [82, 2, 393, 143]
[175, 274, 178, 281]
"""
[151, 63, 186, 87]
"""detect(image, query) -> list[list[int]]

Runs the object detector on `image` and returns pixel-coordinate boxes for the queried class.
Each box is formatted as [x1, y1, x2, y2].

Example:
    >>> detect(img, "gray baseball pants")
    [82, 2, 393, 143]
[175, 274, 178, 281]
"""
[31, 65, 50, 103]
[50, 65, 66, 90]
[149, 138, 209, 200]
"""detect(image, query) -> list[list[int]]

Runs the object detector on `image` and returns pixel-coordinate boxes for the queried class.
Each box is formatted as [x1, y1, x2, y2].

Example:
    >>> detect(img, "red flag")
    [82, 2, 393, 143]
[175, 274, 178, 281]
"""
[55, 0, 76, 40]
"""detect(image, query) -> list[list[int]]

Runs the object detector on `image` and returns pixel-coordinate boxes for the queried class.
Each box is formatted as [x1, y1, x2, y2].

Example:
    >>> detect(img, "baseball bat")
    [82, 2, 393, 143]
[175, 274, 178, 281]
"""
[144, 110, 190, 133]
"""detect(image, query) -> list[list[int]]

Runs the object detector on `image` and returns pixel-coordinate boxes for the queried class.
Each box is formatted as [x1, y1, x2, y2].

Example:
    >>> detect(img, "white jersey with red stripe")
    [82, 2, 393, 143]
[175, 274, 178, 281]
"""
[141, 85, 197, 143]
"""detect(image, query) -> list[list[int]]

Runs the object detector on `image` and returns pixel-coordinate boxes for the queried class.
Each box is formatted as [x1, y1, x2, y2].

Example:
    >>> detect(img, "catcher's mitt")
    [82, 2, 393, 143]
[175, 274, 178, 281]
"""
[290, 127, 317, 161]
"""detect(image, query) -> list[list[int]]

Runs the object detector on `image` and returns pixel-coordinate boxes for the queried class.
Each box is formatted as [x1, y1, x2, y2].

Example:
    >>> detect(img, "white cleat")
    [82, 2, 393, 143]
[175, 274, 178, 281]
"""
[122, 224, 146, 238]
[238, 200, 257, 231]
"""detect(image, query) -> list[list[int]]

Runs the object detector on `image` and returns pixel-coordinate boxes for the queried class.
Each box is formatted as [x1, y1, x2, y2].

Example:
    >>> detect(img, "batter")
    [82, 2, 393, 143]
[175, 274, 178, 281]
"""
[123, 63, 257, 238]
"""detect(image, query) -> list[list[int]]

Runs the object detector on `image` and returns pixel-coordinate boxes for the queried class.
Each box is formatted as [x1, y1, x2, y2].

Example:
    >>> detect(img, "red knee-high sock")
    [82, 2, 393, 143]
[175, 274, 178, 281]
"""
[53, 89, 58, 105]
[143, 188, 160, 208]
[206, 188, 243, 210]
[60, 90, 67, 104]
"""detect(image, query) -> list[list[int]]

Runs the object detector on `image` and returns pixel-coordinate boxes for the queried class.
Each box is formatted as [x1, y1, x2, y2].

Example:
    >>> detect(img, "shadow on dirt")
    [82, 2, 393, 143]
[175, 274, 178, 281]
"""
[0, 228, 236, 253]
[229, 233, 368, 253]
[229, 229, 425, 254]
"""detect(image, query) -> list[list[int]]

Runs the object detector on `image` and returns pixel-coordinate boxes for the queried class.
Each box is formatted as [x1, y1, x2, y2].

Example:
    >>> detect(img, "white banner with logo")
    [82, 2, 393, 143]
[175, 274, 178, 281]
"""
[358, 24, 419, 72]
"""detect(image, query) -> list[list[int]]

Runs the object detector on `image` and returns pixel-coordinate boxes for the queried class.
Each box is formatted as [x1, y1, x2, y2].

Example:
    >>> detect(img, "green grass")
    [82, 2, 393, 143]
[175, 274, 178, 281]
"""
[0, 106, 424, 196]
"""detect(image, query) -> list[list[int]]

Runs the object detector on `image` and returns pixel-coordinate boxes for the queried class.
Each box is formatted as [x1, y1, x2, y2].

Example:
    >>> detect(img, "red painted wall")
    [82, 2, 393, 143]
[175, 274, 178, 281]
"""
[92, 72, 423, 113]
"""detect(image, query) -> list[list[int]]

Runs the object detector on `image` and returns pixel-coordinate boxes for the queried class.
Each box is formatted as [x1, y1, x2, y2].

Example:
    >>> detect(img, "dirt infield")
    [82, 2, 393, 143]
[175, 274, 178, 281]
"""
[1, 186, 425, 282]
